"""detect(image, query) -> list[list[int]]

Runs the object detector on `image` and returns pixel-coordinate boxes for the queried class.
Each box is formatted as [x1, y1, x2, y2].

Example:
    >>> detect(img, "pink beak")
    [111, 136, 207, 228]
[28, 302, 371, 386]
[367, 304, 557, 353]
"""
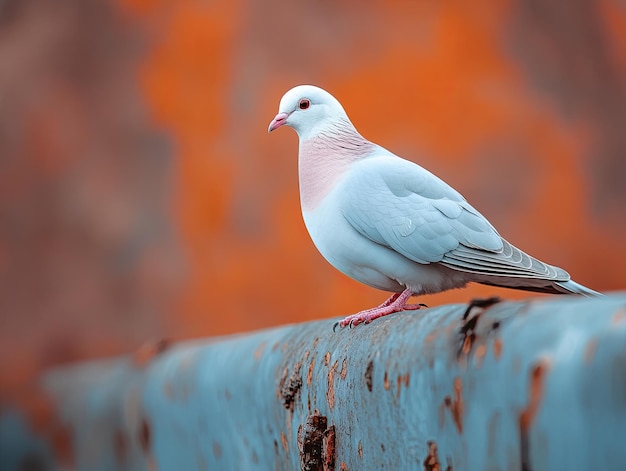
[268, 112, 290, 133]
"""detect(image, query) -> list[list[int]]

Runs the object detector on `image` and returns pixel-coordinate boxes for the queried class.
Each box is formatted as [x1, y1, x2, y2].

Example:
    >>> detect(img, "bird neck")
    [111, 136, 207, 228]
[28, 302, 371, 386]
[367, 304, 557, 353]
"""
[298, 118, 375, 211]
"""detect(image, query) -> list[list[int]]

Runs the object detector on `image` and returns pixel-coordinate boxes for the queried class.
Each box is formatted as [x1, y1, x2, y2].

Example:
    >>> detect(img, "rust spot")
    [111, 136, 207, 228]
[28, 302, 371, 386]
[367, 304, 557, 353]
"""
[213, 441, 222, 459]
[115, 429, 128, 465]
[313, 337, 320, 348]
[396, 372, 411, 398]
[133, 338, 172, 368]
[442, 378, 463, 434]
[493, 338, 503, 360]
[279, 361, 303, 411]
[474, 344, 487, 367]
[307, 359, 316, 385]
[48, 423, 75, 468]
[519, 362, 548, 432]
[340, 462, 348, 471]
[139, 417, 151, 453]
[340, 358, 348, 379]
[280, 431, 289, 452]
[584, 338, 598, 365]
[519, 361, 550, 471]
[297, 411, 335, 471]
[612, 307, 626, 325]
[423, 440, 453, 471]
[323, 426, 336, 471]
[364, 361, 374, 392]
[383, 371, 390, 390]
[358, 441, 363, 459]
[324, 352, 331, 366]
[424, 332, 438, 345]
[326, 360, 339, 409]
[254, 341, 268, 360]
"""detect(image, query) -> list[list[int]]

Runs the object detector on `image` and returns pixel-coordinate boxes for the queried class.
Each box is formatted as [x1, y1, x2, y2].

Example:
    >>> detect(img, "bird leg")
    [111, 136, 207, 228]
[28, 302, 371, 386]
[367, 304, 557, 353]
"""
[336, 288, 425, 329]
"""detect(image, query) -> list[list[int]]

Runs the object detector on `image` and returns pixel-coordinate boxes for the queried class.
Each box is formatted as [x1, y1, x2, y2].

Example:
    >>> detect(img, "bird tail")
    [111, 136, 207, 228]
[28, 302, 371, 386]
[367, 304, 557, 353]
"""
[553, 280, 603, 297]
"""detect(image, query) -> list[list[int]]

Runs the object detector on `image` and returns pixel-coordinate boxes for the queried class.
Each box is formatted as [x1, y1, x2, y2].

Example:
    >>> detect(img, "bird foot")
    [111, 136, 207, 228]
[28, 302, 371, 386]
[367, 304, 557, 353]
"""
[334, 289, 426, 330]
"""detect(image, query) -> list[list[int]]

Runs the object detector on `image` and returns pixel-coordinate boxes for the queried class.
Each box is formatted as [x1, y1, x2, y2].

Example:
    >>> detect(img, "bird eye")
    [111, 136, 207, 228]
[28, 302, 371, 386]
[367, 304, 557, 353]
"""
[298, 98, 310, 110]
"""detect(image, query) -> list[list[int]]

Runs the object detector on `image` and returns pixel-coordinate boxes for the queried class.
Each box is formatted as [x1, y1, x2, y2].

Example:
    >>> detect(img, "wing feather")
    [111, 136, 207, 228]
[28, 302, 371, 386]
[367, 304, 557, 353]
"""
[340, 153, 569, 282]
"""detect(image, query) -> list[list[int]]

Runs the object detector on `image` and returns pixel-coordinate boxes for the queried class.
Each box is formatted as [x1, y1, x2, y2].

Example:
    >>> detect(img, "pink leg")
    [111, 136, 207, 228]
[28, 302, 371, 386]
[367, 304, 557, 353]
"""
[336, 288, 425, 329]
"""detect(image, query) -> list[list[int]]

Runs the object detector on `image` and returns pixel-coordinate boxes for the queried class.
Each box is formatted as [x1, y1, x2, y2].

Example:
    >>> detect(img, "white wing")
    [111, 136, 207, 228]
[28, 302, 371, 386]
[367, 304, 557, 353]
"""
[340, 152, 570, 281]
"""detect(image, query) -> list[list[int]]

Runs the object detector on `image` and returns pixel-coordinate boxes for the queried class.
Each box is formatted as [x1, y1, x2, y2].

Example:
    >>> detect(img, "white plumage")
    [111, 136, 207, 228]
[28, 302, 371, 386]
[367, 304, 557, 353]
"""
[268, 85, 601, 328]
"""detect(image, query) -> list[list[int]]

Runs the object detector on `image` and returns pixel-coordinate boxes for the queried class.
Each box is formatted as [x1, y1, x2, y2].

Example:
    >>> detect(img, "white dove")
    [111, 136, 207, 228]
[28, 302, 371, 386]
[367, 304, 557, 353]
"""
[268, 85, 601, 328]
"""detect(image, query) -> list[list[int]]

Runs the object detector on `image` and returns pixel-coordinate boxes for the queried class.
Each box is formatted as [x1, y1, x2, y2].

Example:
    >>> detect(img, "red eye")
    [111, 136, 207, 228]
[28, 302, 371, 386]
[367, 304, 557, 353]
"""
[299, 98, 310, 110]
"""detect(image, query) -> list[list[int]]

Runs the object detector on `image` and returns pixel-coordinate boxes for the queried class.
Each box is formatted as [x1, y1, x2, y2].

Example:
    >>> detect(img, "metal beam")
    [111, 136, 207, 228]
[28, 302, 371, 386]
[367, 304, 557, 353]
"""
[3, 294, 626, 470]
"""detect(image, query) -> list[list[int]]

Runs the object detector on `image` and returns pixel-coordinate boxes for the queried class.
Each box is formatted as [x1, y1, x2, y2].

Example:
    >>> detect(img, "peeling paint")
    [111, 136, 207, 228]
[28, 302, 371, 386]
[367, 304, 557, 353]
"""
[364, 361, 374, 392]
[442, 378, 464, 434]
[307, 359, 316, 385]
[254, 341, 267, 360]
[326, 360, 338, 409]
[519, 360, 550, 471]
[493, 338, 503, 360]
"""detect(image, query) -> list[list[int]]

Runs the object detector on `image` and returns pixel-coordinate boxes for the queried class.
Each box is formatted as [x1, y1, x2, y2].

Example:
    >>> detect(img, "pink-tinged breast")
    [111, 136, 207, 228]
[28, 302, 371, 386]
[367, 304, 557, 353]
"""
[298, 127, 376, 211]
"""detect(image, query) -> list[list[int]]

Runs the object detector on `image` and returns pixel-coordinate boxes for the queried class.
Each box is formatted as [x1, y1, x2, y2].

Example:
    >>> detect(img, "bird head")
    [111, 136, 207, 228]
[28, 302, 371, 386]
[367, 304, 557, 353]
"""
[268, 85, 349, 140]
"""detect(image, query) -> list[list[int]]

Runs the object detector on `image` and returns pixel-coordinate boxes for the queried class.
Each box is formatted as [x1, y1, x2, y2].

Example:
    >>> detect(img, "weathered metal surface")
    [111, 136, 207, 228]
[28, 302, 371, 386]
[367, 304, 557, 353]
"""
[3, 294, 626, 470]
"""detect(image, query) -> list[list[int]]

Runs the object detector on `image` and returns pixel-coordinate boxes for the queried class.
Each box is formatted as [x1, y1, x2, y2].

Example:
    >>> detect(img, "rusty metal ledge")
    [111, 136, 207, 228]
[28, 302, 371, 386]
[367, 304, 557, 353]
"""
[3, 294, 626, 471]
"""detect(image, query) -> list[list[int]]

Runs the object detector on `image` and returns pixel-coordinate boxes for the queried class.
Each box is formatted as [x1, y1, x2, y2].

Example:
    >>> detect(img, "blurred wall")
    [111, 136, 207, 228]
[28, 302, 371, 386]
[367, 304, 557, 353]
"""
[0, 0, 624, 398]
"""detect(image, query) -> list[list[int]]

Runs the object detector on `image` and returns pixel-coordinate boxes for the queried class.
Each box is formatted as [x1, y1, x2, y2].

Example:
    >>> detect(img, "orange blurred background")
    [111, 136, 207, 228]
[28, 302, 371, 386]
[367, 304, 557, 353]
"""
[1, 0, 625, 399]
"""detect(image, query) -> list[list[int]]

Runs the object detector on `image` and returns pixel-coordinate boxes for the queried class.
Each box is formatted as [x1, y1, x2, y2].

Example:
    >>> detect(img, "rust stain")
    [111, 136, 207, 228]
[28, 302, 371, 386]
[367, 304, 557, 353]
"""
[584, 338, 598, 365]
[279, 361, 303, 411]
[313, 337, 320, 348]
[212, 441, 222, 459]
[519, 360, 550, 471]
[395, 372, 411, 397]
[254, 341, 267, 360]
[51, 423, 75, 468]
[115, 429, 128, 465]
[323, 425, 336, 471]
[519, 362, 549, 432]
[307, 358, 316, 385]
[474, 344, 487, 367]
[340, 358, 348, 379]
[423, 440, 453, 471]
[324, 352, 331, 366]
[364, 361, 374, 392]
[424, 332, 438, 345]
[327, 360, 339, 409]
[358, 441, 363, 459]
[423, 440, 440, 471]
[442, 377, 464, 434]
[612, 307, 626, 325]
[493, 338, 503, 360]
[340, 462, 348, 471]
[139, 417, 151, 452]
[133, 338, 172, 368]
[280, 431, 289, 452]
[383, 371, 390, 390]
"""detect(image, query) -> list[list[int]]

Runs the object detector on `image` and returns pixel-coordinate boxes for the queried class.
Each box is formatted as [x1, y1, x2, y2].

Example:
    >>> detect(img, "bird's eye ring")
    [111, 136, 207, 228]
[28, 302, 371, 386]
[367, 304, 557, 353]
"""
[299, 98, 310, 110]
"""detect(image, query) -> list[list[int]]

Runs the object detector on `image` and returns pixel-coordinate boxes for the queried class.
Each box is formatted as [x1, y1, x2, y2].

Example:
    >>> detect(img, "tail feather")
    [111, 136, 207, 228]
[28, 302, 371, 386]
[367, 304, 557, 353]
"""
[554, 280, 603, 297]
